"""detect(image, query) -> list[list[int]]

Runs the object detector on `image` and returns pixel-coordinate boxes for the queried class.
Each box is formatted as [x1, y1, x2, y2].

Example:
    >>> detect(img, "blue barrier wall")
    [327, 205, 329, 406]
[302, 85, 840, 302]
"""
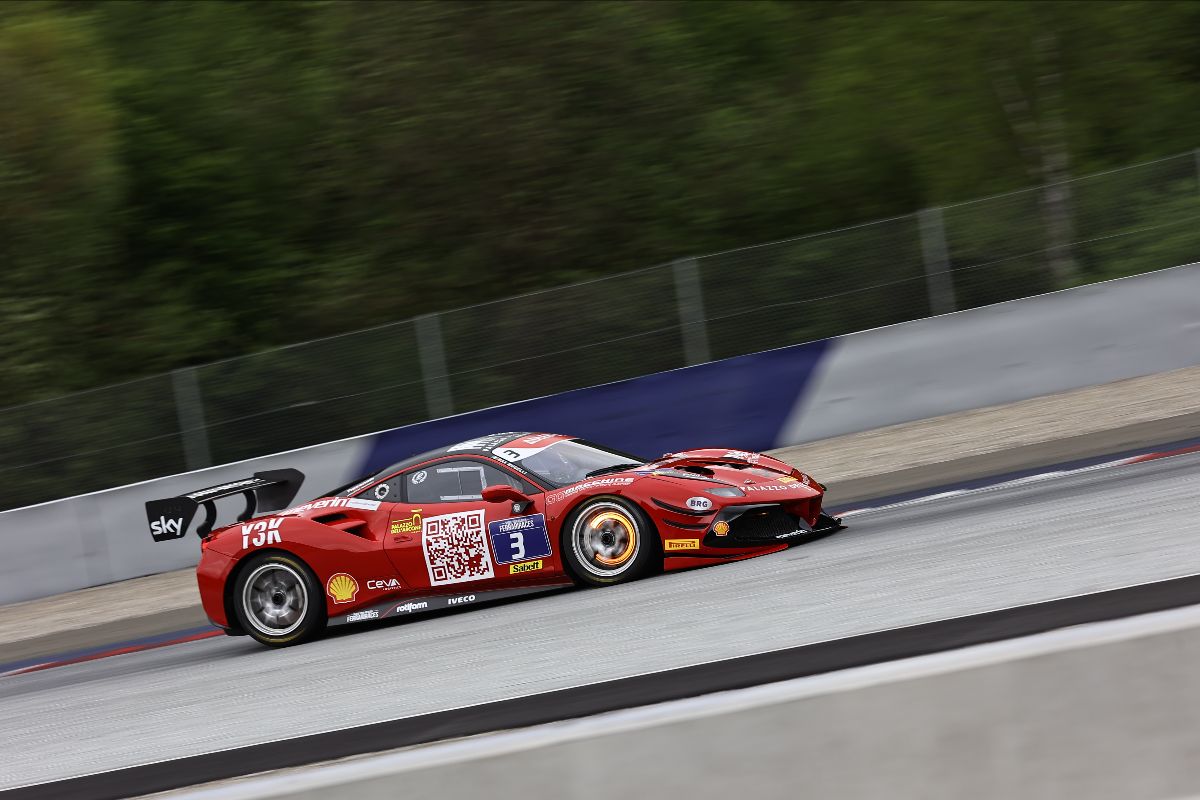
[359, 338, 833, 476]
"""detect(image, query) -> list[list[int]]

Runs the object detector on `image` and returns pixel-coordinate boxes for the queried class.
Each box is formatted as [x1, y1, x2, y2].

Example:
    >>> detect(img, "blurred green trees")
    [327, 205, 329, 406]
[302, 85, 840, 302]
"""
[3, 0, 1200, 406]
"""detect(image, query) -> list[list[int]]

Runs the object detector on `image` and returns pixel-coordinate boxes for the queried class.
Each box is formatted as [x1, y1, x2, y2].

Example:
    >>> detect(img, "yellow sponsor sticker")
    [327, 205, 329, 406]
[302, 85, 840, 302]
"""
[778, 476, 799, 484]
[509, 559, 543, 575]
[713, 520, 731, 537]
[665, 539, 700, 551]
[390, 510, 422, 534]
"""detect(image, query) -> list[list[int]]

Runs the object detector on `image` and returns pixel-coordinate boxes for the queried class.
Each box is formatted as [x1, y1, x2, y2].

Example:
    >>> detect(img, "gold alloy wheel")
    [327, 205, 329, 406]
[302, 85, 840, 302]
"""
[572, 501, 640, 577]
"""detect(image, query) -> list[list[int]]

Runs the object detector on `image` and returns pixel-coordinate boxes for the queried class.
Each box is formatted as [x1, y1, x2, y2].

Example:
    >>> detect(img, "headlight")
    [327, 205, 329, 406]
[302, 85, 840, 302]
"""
[707, 486, 745, 497]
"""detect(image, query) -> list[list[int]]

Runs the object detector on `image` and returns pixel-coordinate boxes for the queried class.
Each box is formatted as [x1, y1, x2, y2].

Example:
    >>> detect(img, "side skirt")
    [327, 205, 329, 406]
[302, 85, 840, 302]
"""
[328, 583, 573, 627]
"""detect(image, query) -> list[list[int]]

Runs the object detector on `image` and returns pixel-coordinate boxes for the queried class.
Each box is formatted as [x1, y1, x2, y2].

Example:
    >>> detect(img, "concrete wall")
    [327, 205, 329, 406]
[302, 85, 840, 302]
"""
[165, 605, 1200, 800]
[2, 264, 1197, 604]
[785, 262, 1200, 442]
[0, 439, 370, 602]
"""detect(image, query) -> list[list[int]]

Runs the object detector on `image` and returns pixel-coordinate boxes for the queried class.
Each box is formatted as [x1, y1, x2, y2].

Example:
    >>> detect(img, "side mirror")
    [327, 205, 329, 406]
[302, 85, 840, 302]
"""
[482, 484, 528, 504]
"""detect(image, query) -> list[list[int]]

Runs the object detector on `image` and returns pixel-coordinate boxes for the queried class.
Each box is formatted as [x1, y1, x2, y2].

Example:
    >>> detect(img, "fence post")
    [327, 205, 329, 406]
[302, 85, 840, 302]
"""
[415, 314, 454, 419]
[918, 207, 958, 316]
[172, 367, 213, 470]
[672, 258, 711, 366]
[1194, 148, 1200, 193]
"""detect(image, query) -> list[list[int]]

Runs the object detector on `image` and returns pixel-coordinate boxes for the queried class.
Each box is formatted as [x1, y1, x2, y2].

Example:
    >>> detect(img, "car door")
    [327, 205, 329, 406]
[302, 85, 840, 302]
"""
[383, 457, 555, 592]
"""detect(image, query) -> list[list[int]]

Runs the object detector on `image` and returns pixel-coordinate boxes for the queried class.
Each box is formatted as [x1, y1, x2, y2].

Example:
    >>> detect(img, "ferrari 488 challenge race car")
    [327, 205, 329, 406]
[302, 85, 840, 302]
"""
[146, 432, 843, 647]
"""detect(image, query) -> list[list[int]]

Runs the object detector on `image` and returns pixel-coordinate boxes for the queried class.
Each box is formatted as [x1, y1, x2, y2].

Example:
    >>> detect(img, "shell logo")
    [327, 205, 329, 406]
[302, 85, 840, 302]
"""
[326, 573, 359, 604]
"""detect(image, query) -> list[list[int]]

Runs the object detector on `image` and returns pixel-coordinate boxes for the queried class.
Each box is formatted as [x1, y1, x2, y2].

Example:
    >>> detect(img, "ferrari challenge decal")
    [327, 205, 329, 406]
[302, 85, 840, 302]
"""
[422, 509, 494, 586]
[488, 514, 552, 565]
[327, 573, 359, 604]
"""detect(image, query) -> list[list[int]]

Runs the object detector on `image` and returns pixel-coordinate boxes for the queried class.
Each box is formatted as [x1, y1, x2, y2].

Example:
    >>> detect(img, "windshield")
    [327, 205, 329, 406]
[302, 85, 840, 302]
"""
[519, 439, 644, 487]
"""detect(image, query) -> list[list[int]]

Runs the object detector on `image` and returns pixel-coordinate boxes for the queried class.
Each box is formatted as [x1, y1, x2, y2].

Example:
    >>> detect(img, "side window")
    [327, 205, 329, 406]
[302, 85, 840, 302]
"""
[405, 460, 533, 503]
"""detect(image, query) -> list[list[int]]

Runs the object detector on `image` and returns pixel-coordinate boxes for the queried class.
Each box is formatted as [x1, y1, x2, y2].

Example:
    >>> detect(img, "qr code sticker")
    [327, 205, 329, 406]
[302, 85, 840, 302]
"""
[422, 510, 494, 586]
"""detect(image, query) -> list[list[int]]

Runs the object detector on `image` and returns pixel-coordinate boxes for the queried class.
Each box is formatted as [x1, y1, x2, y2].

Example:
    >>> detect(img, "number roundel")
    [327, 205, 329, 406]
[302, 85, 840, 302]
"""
[487, 513, 552, 565]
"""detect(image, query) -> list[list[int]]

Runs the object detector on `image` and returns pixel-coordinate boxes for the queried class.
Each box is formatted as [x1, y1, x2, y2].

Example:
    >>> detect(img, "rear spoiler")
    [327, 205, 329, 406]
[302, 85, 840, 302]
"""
[145, 468, 305, 541]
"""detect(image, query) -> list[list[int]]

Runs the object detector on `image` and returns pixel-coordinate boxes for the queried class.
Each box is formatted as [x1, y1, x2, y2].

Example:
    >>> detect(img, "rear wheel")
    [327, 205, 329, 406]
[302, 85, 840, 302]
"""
[561, 497, 658, 586]
[232, 553, 325, 647]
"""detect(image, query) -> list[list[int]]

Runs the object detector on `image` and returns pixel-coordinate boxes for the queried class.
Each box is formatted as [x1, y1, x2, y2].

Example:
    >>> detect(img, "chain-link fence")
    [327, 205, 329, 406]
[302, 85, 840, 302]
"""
[3, 151, 1199, 511]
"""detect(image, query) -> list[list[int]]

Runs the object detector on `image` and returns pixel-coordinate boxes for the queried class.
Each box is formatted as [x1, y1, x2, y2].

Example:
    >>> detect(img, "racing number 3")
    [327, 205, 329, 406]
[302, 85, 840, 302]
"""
[488, 514, 553, 564]
[508, 531, 526, 561]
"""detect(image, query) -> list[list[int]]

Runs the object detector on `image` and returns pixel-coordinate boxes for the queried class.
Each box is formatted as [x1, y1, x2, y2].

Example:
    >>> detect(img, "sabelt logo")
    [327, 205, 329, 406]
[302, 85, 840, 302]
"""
[509, 560, 543, 574]
[150, 516, 184, 538]
[665, 539, 699, 551]
[447, 594, 476, 606]
[395, 600, 429, 614]
[366, 578, 402, 591]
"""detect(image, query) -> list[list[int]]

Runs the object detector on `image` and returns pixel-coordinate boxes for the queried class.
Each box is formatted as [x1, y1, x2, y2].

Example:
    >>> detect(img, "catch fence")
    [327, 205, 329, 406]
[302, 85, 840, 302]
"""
[3, 150, 1198, 510]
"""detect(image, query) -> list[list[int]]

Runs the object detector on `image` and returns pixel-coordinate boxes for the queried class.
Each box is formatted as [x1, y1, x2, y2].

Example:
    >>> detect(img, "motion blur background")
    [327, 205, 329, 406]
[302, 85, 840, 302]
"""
[3, 0, 1200, 508]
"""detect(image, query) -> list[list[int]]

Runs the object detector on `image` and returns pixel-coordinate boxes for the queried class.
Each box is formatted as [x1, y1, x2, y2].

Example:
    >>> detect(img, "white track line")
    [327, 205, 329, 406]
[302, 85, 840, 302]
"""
[837, 451, 1172, 518]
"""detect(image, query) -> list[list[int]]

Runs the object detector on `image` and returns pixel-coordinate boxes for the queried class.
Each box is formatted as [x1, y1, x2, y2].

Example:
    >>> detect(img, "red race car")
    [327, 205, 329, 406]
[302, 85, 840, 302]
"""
[146, 432, 843, 647]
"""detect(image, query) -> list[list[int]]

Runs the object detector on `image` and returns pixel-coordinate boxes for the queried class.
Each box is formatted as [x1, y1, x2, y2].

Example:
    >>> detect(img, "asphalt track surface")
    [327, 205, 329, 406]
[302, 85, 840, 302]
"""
[4, 451, 1200, 793]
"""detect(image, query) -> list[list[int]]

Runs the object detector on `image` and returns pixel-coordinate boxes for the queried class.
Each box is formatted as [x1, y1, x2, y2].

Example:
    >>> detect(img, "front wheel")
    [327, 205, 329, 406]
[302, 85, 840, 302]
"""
[561, 497, 659, 586]
[232, 553, 325, 647]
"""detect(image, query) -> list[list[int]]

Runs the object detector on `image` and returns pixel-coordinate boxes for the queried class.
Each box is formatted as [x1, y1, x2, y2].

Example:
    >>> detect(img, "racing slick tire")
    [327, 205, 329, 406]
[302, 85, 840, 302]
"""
[232, 552, 325, 647]
[561, 496, 659, 587]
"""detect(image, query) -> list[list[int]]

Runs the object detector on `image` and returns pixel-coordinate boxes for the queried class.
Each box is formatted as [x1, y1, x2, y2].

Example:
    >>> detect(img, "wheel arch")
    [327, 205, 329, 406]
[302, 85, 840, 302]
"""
[559, 493, 663, 582]
[223, 547, 321, 636]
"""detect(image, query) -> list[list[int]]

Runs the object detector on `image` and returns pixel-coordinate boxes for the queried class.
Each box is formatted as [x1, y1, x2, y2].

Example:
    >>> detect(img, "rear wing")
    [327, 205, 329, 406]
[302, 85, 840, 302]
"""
[145, 468, 305, 541]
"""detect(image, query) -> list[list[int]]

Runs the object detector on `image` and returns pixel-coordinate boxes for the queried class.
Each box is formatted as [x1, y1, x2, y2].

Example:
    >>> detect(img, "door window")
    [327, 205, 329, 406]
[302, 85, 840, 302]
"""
[405, 460, 530, 503]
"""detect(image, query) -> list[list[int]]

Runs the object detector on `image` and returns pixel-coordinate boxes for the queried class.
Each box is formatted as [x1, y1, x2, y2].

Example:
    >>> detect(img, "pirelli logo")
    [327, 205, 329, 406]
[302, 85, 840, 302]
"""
[664, 539, 699, 551]
[509, 559, 543, 574]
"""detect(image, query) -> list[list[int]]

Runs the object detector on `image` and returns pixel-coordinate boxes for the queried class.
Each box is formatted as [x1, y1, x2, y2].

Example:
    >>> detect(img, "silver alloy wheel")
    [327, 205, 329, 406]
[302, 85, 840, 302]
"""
[571, 501, 641, 577]
[241, 562, 308, 637]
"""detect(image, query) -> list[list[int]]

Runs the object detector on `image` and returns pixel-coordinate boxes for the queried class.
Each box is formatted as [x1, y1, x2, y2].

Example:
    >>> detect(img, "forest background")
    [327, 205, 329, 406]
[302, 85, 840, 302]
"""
[3, 0, 1199, 409]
